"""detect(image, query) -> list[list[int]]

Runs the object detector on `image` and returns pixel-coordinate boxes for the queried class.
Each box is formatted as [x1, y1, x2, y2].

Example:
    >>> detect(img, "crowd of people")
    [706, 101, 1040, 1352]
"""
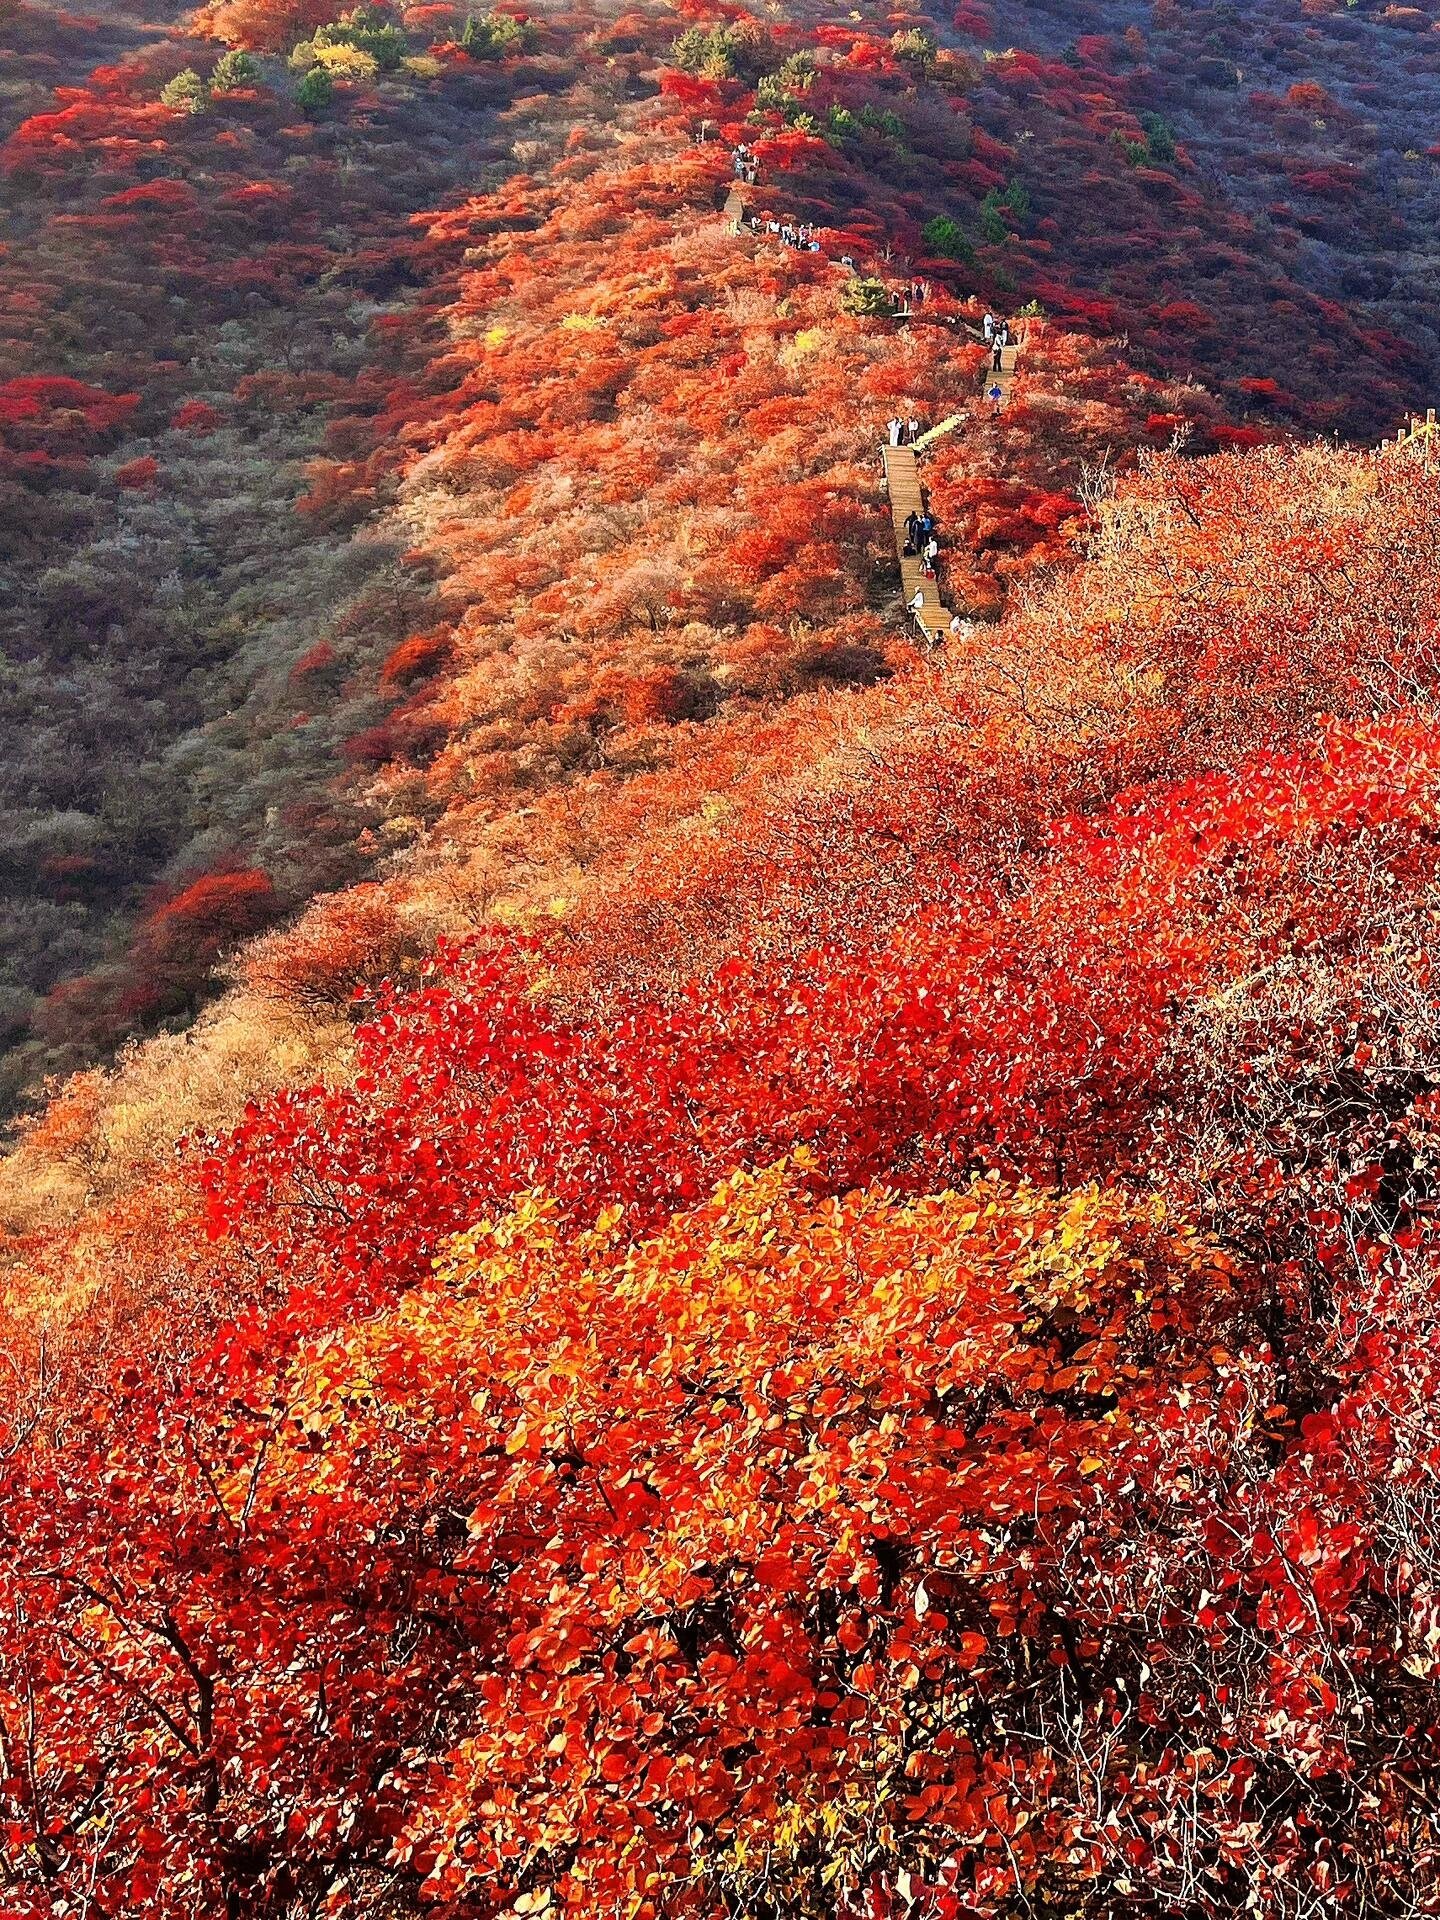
[903, 507, 938, 566]
[727, 153, 971, 323]
[983, 311, 1013, 368]
[743, 213, 822, 252]
[901, 487, 949, 644]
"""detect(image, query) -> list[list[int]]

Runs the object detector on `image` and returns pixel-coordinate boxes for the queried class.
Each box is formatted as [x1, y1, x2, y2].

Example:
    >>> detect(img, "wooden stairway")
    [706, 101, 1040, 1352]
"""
[980, 339, 1021, 407]
[880, 335, 1023, 643]
[721, 164, 1030, 647]
[882, 446, 946, 643]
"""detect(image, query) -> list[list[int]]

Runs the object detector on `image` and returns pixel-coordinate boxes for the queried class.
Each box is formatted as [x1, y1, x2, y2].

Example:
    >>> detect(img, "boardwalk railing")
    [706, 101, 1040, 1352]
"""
[1380, 408, 1440, 464]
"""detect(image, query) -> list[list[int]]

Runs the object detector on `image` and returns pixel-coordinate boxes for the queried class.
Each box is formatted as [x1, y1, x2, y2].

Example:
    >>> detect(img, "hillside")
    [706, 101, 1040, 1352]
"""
[6, 0, 1440, 1913]
[4, 0, 1439, 1108]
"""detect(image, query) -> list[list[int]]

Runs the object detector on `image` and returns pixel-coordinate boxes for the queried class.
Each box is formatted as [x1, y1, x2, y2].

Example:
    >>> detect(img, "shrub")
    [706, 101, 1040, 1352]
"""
[379, 630, 450, 688]
[979, 178, 1030, 243]
[755, 48, 814, 110]
[459, 7, 533, 56]
[295, 63, 334, 107]
[304, 6, 409, 67]
[921, 213, 974, 261]
[840, 276, 896, 318]
[210, 47, 260, 89]
[1141, 110, 1177, 162]
[160, 68, 209, 112]
[670, 23, 740, 79]
[138, 868, 280, 971]
[890, 25, 936, 69]
[312, 40, 379, 76]
[114, 455, 159, 489]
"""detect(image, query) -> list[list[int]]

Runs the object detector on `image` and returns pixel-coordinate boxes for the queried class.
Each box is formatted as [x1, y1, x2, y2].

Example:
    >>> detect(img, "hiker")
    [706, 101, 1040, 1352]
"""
[982, 312, 995, 345]
[908, 586, 927, 628]
[908, 415, 921, 445]
[905, 509, 922, 546]
[992, 339, 1004, 372]
[923, 536, 939, 566]
[887, 417, 903, 447]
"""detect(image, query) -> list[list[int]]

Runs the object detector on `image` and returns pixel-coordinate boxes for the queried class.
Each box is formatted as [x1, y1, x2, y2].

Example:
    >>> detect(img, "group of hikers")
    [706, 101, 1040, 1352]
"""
[728, 150, 970, 326]
[743, 212, 822, 252]
[886, 415, 925, 447]
[910, 597, 973, 642]
[903, 507, 939, 569]
[982, 311, 1013, 369]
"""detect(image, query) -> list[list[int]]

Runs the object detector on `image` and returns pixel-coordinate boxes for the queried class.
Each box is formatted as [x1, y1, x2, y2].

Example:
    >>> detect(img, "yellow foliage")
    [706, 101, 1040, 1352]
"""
[312, 41, 379, 75]
[231, 1158, 1227, 1914]
[783, 326, 825, 363]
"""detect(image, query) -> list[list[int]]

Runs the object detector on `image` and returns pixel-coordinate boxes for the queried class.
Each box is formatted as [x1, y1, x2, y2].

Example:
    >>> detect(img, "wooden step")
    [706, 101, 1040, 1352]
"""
[881, 444, 951, 642]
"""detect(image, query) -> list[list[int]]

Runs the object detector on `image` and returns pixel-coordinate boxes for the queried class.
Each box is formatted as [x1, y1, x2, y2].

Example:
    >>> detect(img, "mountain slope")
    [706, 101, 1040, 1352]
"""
[6, 0, 1440, 1914]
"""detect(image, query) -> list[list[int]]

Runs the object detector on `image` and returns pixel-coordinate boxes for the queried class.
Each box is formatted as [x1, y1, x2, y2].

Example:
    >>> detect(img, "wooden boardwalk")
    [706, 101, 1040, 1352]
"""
[979, 339, 1021, 407]
[882, 336, 1024, 642]
[882, 446, 947, 643]
[722, 158, 1030, 647]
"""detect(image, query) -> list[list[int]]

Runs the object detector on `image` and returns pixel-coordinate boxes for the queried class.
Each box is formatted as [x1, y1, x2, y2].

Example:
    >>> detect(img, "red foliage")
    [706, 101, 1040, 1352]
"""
[0, 375, 138, 439]
[288, 640, 338, 683]
[378, 629, 449, 688]
[12, 0, 1440, 1911]
[171, 400, 224, 432]
[138, 868, 280, 971]
[114, 453, 158, 487]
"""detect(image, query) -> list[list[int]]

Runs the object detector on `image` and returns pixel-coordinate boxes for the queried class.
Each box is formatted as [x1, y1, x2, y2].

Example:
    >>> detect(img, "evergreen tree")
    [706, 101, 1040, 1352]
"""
[921, 214, 974, 262]
[210, 48, 259, 90]
[160, 68, 208, 113]
[296, 63, 334, 108]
